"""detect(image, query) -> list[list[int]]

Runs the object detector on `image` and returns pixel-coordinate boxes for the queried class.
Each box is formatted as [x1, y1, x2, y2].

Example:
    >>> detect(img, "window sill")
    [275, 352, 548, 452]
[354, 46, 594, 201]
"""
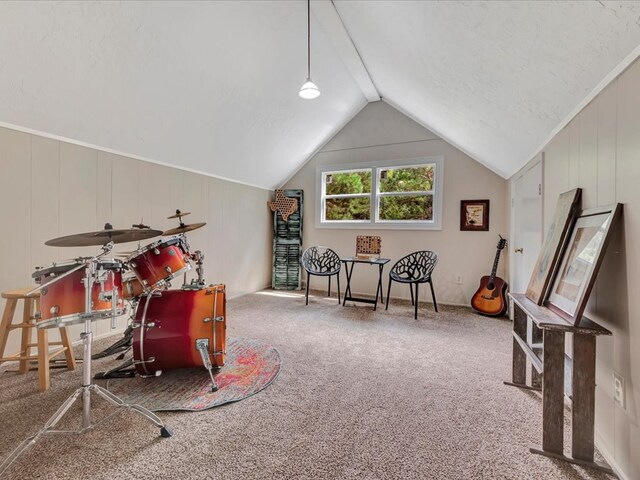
[315, 221, 442, 231]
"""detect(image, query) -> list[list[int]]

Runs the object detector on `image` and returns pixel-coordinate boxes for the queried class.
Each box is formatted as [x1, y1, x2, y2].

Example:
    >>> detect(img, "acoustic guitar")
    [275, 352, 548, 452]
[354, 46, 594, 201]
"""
[471, 236, 508, 316]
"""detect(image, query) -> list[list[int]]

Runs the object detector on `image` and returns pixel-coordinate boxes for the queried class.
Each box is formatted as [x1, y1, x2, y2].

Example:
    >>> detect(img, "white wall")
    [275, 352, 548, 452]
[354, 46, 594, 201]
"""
[0, 126, 272, 356]
[284, 101, 508, 306]
[509, 59, 640, 479]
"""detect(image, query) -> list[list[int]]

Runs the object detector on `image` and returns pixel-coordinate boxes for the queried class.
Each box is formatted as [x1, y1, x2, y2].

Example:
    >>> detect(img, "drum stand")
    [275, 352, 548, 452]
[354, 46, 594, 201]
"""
[0, 248, 172, 477]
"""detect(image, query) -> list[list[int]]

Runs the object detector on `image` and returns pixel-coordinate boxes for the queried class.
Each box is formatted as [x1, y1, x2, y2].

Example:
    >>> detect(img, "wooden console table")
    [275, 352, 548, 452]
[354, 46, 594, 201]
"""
[506, 293, 613, 474]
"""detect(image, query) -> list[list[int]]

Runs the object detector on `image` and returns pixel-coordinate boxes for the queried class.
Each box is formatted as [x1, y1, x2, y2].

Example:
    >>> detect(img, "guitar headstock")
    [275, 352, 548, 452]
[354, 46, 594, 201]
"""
[497, 235, 507, 250]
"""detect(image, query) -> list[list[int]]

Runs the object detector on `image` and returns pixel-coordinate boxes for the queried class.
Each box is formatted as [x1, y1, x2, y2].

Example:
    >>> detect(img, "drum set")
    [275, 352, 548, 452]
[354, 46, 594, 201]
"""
[0, 210, 226, 475]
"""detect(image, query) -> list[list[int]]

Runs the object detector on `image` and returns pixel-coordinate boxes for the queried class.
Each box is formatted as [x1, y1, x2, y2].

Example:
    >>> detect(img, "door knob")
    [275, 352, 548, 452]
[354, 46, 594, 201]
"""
[514, 248, 523, 254]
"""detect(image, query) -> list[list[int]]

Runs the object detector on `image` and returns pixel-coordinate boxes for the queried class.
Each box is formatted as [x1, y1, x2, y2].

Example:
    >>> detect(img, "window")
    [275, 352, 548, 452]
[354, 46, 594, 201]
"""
[316, 157, 443, 230]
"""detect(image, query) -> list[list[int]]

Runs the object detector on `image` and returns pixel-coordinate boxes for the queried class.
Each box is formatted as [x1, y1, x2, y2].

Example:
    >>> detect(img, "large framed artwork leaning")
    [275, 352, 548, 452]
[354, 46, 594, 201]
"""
[545, 203, 623, 325]
[526, 188, 582, 304]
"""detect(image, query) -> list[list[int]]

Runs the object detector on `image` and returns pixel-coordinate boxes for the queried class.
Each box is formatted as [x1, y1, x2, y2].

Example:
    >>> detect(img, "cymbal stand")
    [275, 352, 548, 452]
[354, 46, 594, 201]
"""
[0, 243, 173, 476]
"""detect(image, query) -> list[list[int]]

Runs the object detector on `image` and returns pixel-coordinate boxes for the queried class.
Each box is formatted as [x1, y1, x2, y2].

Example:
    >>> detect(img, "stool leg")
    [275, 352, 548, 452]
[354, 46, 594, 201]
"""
[59, 327, 77, 370]
[37, 327, 50, 391]
[18, 300, 33, 374]
[0, 299, 18, 362]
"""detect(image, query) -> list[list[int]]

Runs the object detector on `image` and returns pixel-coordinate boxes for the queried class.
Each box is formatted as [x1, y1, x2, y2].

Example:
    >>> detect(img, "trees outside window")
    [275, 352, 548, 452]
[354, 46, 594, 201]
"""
[317, 157, 443, 230]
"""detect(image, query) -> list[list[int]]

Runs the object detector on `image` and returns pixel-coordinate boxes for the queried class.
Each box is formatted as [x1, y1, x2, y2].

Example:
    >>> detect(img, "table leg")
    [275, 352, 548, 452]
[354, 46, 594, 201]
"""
[512, 305, 527, 386]
[541, 330, 565, 455]
[372, 265, 384, 311]
[572, 333, 596, 461]
[343, 263, 355, 306]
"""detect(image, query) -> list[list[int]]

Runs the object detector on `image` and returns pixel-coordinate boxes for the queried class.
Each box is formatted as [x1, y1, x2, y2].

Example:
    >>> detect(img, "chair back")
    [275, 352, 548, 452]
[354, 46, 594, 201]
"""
[301, 247, 341, 275]
[390, 251, 438, 282]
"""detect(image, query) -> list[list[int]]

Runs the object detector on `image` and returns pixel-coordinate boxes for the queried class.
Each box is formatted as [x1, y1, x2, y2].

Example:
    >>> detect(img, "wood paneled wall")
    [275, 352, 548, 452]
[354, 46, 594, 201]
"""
[517, 59, 640, 479]
[0, 127, 272, 356]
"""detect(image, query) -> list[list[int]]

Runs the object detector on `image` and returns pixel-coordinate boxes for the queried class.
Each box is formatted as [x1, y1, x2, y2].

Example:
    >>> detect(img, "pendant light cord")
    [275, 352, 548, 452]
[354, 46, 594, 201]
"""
[307, 0, 311, 79]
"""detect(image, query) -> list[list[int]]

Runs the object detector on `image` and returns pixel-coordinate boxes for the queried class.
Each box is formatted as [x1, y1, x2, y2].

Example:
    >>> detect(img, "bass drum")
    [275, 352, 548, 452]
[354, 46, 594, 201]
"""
[132, 285, 226, 376]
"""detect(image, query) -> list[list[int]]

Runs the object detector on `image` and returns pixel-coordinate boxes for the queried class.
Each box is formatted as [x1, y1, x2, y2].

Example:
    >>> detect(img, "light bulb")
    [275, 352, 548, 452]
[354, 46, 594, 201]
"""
[299, 78, 320, 99]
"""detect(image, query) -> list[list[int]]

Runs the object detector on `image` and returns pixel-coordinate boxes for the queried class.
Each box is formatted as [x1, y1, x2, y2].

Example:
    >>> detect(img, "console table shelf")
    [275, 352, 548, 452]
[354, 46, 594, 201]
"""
[506, 293, 613, 474]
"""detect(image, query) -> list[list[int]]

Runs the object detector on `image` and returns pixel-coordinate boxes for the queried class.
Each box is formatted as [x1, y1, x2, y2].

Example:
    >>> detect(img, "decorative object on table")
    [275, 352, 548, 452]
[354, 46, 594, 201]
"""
[545, 203, 623, 325]
[526, 188, 582, 304]
[386, 251, 438, 319]
[460, 199, 490, 231]
[106, 337, 281, 412]
[268, 189, 299, 222]
[301, 246, 341, 305]
[471, 236, 508, 316]
[271, 189, 303, 290]
[355, 235, 381, 259]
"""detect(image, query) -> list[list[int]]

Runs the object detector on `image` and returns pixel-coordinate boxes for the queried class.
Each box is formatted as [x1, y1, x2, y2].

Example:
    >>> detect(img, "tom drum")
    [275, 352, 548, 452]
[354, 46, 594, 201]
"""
[33, 259, 125, 329]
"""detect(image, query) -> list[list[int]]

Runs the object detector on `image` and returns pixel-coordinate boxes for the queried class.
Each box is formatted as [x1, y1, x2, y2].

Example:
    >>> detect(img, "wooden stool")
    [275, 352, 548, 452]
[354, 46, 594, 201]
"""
[0, 288, 76, 391]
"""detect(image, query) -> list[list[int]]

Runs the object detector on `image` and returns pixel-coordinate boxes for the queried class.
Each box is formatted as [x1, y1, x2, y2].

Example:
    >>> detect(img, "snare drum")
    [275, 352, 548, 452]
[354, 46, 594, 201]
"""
[127, 237, 191, 290]
[132, 285, 226, 376]
[33, 259, 125, 329]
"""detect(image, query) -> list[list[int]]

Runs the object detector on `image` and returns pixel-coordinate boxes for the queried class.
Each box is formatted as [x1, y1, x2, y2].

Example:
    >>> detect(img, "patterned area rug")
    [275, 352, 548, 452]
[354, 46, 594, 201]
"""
[106, 337, 281, 412]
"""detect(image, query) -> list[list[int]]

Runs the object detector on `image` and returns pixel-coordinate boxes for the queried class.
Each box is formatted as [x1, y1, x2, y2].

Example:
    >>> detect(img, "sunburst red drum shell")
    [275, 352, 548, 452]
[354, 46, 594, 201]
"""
[132, 286, 226, 375]
[122, 276, 145, 300]
[34, 261, 124, 323]
[128, 238, 190, 288]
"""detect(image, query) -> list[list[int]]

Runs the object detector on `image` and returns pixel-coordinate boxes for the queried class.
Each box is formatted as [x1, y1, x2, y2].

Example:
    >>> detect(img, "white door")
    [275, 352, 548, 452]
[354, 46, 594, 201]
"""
[510, 159, 543, 293]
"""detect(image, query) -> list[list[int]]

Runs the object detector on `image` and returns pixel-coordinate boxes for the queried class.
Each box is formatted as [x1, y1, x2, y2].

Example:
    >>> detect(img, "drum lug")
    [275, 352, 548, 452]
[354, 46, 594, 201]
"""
[131, 322, 155, 329]
[50, 305, 59, 315]
[203, 316, 224, 323]
[165, 266, 172, 274]
[154, 248, 160, 255]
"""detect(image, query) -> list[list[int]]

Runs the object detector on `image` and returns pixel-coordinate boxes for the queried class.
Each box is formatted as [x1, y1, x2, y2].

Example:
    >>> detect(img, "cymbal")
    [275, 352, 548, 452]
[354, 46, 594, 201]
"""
[45, 228, 163, 247]
[163, 222, 206, 236]
[167, 209, 191, 219]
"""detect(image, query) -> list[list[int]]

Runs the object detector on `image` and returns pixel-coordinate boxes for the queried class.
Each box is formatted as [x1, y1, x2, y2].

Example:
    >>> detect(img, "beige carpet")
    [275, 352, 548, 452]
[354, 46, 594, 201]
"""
[0, 290, 612, 479]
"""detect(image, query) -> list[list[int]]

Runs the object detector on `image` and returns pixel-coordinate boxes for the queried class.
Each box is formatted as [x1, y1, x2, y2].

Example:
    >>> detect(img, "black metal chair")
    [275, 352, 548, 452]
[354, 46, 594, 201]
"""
[385, 251, 438, 319]
[301, 246, 341, 305]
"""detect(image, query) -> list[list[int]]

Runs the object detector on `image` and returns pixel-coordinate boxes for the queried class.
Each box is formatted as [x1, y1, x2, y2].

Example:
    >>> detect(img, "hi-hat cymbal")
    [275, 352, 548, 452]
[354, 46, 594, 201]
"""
[45, 226, 162, 247]
[163, 222, 206, 236]
[167, 209, 191, 219]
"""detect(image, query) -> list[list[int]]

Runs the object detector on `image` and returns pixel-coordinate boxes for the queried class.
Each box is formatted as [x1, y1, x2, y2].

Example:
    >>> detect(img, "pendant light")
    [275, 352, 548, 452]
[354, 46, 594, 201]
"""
[299, 0, 320, 99]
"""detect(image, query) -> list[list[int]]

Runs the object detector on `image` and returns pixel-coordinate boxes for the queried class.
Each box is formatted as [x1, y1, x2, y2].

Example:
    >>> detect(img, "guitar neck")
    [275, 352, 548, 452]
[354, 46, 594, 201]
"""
[489, 249, 502, 283]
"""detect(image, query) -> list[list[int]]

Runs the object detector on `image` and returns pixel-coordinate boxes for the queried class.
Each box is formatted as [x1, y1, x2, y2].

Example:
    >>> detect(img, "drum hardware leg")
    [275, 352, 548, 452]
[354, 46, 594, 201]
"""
[91, 326, 133, 360]
[93, 356, 136, 379]
[196, 338, 219, 392]
[0, 255, 173, 477]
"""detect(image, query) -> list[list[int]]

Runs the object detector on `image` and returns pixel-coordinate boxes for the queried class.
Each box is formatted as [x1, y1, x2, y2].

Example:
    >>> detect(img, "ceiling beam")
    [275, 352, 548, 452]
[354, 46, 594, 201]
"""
[312, 0, 380, 102]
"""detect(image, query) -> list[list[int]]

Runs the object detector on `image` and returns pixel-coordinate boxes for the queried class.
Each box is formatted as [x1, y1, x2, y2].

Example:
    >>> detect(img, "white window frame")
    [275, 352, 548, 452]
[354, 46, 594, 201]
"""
[315, 156, 444, 230]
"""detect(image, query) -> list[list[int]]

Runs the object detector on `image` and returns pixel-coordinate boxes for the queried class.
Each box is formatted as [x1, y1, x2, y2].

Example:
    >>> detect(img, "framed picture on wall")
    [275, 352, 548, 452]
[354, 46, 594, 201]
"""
[460, 200, 490, 231]
[546, 203, 622, 325]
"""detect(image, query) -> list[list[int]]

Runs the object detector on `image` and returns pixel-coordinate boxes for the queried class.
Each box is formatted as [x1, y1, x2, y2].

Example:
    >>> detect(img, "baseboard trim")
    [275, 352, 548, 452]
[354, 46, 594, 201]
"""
[595, 433, 628, 480]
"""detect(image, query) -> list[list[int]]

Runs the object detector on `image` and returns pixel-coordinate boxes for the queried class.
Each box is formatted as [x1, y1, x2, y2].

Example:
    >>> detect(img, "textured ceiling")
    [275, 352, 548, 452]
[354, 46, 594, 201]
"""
[1, 1, 640, 187]
[334, 0, 640, 178]
[0, 1, 365, 189]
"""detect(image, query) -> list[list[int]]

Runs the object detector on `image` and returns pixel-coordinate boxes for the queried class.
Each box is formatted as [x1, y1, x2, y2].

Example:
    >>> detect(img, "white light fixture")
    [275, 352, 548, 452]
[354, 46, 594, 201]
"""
[299, 0, 320, 99]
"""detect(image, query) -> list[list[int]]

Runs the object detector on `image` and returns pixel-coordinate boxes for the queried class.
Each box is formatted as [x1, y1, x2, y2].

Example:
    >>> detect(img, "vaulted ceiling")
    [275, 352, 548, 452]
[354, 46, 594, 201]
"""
[1, 1, 640, 189]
